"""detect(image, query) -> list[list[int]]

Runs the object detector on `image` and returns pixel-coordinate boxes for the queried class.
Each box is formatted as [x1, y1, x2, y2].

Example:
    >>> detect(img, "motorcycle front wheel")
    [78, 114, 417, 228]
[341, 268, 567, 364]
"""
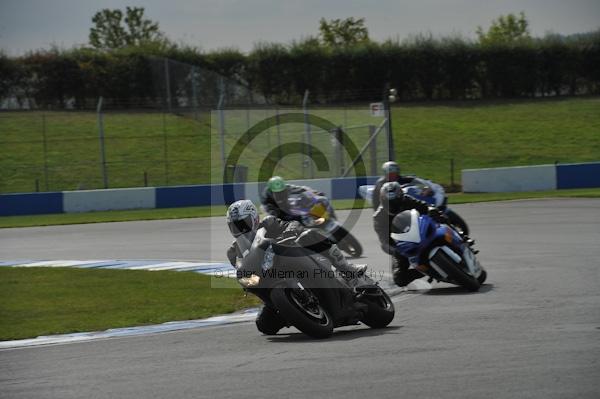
[359, 290, 395, 328]
[270, 285, 334, 339]
[430, 250, 480, 292]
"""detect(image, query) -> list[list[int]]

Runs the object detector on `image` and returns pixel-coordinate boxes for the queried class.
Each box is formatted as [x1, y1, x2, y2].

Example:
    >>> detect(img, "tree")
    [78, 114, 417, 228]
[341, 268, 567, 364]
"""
[476, 12, 532, 46]
[319, 17, 369, 47]
[89, 7, 166, 49]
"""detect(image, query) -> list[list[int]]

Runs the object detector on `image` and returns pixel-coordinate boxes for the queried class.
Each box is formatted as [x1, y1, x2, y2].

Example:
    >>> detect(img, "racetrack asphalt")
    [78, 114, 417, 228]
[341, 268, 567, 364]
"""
[1, 199, 599, 399]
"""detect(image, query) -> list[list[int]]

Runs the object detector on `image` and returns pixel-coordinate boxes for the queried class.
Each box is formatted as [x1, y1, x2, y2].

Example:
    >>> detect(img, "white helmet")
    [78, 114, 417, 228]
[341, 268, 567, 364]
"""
[226, 200, 259, 238]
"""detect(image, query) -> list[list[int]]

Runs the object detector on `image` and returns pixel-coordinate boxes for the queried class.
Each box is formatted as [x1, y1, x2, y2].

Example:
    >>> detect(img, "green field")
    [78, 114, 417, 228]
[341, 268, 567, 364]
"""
[1, 97, 599, 193]
[393, 98, 600, 183]
[0, 267, 260, 341]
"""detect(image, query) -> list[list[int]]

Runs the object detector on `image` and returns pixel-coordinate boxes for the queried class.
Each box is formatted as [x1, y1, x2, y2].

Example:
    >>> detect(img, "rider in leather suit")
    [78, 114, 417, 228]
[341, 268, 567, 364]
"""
[373, 181, 447, 287]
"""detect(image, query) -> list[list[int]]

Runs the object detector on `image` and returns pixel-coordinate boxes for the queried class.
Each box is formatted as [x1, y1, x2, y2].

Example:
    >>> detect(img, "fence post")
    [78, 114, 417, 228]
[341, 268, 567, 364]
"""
[369, 125, 377, 175]
[335, 127, 345, 176]
[164, 58, 172, 113]
[302, 89, 314, 179]
[162, 111, 169, 185]
[96, 96, 108, 189]
[41, 114, 49, 191]
[383, 87, 396, 161]
[217, 78, 226, 173]
[246, 90, 251, 132]
[191, 66, 199, 122]
[275, 107, 282, 161]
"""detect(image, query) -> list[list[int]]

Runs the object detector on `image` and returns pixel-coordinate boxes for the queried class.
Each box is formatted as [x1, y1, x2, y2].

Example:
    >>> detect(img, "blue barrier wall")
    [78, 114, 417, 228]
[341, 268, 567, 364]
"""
[0, 192, 63, 216]
[155, 184, 245, 208]
[331, 176, 378, 199]
[556, 162, 600, 189]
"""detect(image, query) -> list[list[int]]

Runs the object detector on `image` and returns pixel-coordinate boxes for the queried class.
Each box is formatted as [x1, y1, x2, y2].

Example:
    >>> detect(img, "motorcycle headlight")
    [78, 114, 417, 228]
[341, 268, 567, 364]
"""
[238, 274, 261, 288]
[444, 228, 454, 243]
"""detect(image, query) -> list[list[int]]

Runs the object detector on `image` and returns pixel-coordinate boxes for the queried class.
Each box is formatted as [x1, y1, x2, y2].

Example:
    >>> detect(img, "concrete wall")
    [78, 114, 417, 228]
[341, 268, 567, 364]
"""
[462, 162, 600, 193]
[4, 162, 597, 215]
[63, 188, 156, 213]
[462, 165, 557, 193]
[0, 192, 63, 216]
[0, 176, 379, 216]
[556, 163, 600, 189]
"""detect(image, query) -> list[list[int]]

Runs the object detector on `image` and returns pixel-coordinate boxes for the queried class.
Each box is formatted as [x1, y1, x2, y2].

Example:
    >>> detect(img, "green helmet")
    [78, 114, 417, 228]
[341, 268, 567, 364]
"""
[267, 176, 286, 193]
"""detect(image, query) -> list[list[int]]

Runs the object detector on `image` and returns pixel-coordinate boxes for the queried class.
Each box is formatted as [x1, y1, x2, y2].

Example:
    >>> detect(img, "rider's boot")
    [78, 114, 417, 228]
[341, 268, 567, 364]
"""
[326, 245, 367, 280]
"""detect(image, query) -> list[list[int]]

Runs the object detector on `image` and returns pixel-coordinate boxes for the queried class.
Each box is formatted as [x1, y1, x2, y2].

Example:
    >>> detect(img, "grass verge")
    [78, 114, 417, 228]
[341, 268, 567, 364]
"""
[0, 189, 598, 228]
[0, 267, 259, 341]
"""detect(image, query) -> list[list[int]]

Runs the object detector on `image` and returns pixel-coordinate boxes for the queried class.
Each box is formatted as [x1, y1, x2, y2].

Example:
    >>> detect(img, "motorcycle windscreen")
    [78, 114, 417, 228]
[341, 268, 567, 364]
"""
[390, 209, 422, 244]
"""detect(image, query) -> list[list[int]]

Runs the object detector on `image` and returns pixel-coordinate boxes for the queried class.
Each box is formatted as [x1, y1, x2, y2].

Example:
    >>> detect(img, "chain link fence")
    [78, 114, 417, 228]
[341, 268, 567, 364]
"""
[5, 56, 589, 195]
[0, 57, 392, 193]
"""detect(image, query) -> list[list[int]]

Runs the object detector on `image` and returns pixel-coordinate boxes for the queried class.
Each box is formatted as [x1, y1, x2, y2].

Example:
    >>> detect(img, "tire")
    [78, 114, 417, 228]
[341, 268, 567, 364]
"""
[431, 249, 480, 292]
[446, 209, 469, 236]
[359, 290, 395, 328]
[255, 306, 286, 335]
[477, 269, 487, 285]
[333, 227, 363, 258]
[270, 286, 334, 339]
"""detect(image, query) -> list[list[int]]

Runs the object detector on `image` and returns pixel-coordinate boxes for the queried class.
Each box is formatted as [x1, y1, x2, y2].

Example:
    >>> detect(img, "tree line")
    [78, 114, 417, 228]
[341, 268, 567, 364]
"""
[1, 10, 599, 108]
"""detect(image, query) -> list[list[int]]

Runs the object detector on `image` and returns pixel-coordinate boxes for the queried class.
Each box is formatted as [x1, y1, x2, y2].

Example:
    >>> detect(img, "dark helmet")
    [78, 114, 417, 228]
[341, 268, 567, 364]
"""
[380, 181, 404, 215]
[382, 161, 400, 181]
[267, 176, 289, 208]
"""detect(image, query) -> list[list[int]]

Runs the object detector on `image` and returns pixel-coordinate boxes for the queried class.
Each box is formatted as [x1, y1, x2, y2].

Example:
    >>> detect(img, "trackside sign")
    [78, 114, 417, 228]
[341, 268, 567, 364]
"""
[370, 102, 385, 117]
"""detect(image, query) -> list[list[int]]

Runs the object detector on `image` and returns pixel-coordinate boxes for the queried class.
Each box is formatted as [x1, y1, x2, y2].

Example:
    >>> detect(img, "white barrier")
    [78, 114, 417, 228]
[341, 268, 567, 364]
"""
[63, 187, 156, 213]
[462, 165, 557, 193]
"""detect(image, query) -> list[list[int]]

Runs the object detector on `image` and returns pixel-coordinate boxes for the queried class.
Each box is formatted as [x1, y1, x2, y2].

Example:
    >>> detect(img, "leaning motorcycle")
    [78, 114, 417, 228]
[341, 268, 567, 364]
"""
[359, 177, 470, 235]
[391, 208, 487, 292]
[236, 227, 395, 338]
[287, 190, 363, 258]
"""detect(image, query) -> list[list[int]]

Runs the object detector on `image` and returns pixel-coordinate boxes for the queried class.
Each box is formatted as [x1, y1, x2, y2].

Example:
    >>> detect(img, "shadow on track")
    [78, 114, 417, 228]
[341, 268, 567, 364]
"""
[424, 283, 495, 296]
[265, 326, 403, 343]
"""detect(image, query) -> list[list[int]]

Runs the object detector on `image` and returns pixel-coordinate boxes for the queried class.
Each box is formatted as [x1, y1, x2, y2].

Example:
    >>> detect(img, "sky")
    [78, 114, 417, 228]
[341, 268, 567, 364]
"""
[1, 0, 599, 55]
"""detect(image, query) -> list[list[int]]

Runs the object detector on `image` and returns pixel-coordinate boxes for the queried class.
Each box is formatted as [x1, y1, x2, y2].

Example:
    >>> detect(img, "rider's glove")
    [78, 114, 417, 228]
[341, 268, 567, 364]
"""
[281, 220, 302, 239]
[428, 207, 449, 224]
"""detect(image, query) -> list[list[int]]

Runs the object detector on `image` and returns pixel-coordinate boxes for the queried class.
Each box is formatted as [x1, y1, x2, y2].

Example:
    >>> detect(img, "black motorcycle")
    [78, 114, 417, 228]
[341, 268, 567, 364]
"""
[236, 227, 395, 338]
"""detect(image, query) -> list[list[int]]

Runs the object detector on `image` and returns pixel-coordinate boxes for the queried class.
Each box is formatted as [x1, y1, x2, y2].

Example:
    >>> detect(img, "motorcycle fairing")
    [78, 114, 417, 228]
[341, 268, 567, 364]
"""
[390, 209, 421, 243]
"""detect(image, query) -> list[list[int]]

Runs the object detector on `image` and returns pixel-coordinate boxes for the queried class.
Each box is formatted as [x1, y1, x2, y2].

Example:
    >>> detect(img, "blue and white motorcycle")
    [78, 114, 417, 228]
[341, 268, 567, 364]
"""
[390, 208, 487, 291]
[359, 177, 470, 235]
